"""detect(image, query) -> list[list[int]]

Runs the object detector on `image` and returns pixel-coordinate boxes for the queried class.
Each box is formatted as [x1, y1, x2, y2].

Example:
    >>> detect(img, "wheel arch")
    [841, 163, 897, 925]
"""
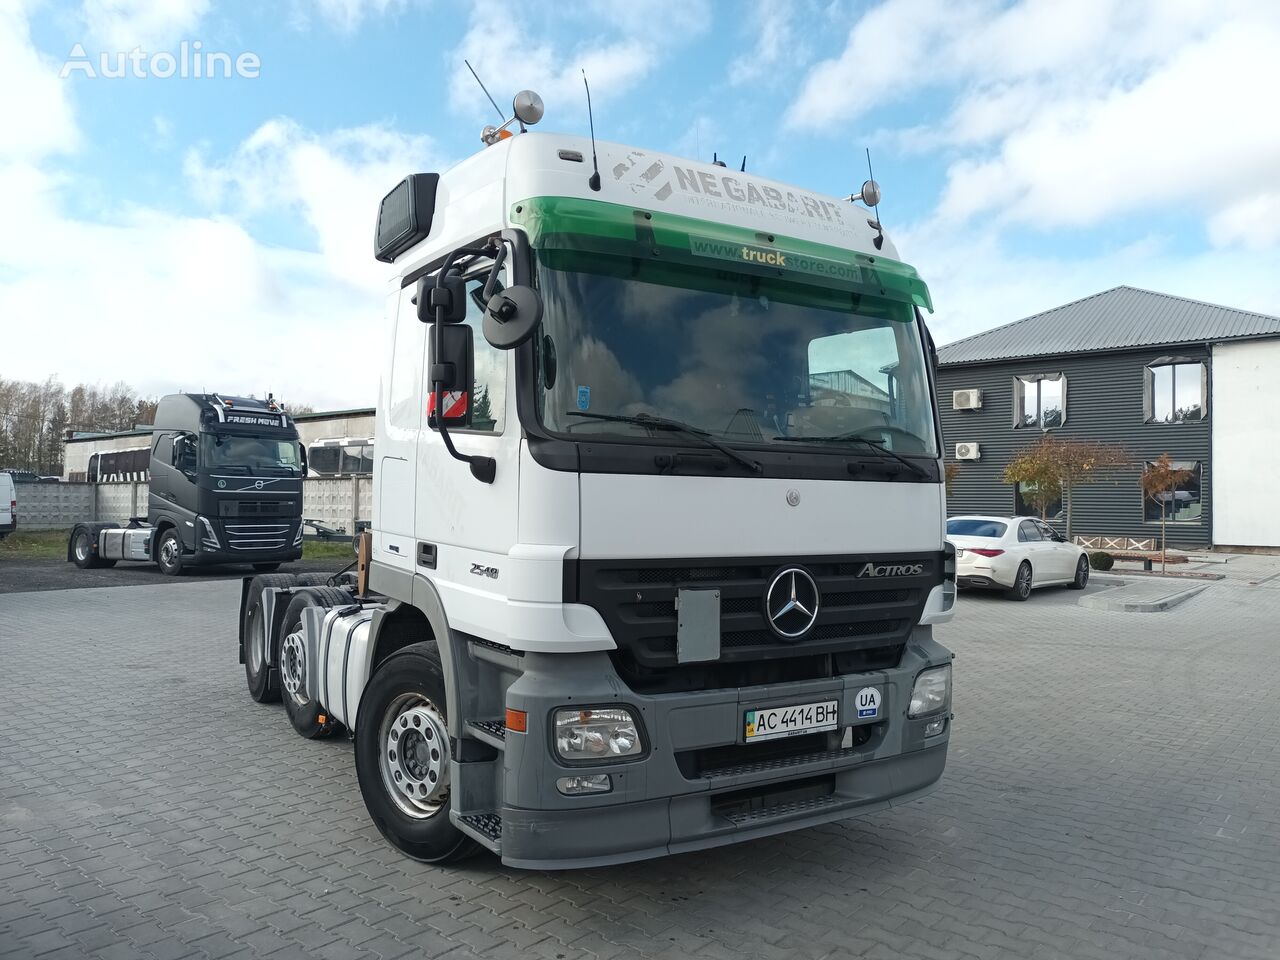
[365, 575, 471, 739]
[150, 518, 178, 560]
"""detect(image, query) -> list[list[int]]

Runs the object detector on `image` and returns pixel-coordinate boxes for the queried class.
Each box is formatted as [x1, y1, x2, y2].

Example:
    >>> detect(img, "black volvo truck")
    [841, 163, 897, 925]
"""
[68, 393, 306, 575]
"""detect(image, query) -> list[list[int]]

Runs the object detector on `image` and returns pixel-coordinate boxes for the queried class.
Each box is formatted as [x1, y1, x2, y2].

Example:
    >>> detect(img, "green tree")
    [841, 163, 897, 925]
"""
[1141, 454, 1195, 573]
[472, 386, 492, 429]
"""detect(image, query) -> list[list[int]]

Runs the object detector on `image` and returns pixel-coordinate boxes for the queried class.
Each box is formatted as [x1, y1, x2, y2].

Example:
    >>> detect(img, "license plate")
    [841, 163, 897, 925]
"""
[744, 700, 839, 742]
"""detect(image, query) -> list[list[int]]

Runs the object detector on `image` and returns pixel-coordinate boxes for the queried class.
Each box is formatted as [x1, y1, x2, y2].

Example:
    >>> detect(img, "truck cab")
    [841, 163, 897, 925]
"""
[240, 120, 955, 869]
[70, 393, 305, 574]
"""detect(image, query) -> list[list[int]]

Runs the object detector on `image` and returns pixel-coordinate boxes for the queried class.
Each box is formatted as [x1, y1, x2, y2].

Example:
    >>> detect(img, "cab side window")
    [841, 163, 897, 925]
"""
[462, 277, 506, 433]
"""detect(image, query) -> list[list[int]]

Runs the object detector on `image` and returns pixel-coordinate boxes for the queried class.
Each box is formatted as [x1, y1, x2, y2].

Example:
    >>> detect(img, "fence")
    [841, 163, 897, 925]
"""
[16, 479, 371, 536]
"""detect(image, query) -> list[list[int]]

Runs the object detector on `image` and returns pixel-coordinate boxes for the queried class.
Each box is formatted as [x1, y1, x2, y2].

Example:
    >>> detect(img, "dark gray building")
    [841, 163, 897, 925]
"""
[937, 286, 1280, 550]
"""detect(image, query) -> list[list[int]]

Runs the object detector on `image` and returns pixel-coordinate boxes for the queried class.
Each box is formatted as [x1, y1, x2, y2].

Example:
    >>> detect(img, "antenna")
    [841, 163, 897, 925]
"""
[866, 147, 884, 250]
[464, 59, 503, 119]
[740, 155, 747, 172]
[582, 70, 601, 192]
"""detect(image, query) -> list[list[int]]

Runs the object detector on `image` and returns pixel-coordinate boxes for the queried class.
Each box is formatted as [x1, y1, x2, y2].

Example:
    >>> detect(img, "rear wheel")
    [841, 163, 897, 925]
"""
[1006, 561, 1033, 601]
[354, 643, 478, 864]
[242, 573, 300, 703]
[1068, 555, 1090, 590]
[71, 527, 99, 569]
[279, 590, 351, 739]
[156, 529, 185, 576]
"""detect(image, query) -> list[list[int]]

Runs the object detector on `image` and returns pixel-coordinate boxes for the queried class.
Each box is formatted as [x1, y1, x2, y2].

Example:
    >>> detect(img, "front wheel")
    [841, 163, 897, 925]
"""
[354, 643, 478, 864]
[1068, 555, 1090, 590]
[1005, 561, 1033, 601]
[156, 529, 185, 576]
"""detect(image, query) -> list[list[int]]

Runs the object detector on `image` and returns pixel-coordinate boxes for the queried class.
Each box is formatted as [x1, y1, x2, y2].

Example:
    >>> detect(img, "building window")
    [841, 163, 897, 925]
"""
[1014, 482, 1064, 521]
[1145, 360, 1205, 422]
[1143, 460, 1202, 522]
[1012, 374, 1066, 428]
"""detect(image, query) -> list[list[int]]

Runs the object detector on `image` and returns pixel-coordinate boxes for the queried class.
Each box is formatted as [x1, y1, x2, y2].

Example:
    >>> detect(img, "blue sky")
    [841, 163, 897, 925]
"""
[3, 0, 1279, 409]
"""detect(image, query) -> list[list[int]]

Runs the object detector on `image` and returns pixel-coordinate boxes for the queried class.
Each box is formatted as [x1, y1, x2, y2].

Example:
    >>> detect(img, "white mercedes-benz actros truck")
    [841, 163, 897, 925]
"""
[238, 93, 956, 869]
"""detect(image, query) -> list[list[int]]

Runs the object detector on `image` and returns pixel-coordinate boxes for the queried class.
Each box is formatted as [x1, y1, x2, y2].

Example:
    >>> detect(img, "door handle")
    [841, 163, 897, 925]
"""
[417, 542, 437, 569]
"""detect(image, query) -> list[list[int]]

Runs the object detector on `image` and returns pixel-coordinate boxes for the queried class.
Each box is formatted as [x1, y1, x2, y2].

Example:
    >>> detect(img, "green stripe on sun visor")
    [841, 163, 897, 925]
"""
[509, 195, 933, 313]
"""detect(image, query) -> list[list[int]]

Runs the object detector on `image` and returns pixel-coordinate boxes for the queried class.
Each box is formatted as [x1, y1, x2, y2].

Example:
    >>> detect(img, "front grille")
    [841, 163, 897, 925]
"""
[570, 553, 941, 681]
[223, 522, 291, 551]
[218, 500, 297, 518]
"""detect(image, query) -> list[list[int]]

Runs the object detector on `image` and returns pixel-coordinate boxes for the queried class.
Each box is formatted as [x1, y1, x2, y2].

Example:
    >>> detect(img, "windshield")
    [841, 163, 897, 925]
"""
[532, 252, 938, 456]
[201, 435, 300, 475]
[947, 518, 1008, 538]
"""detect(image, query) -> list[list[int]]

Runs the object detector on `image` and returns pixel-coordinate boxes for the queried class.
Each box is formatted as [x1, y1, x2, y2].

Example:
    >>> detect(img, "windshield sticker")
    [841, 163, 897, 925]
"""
[689, 236, 863, 284]
[576, 385, 591, 411]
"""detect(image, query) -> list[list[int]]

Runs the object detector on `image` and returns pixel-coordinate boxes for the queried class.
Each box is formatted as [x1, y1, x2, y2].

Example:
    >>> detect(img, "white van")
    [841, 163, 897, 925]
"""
[0, 472, 15, 539]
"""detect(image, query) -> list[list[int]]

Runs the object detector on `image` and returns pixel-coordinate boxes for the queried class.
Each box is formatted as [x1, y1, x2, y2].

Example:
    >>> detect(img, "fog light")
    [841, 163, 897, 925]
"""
[556, 774, 612, 795]
[924, 717, 947, 737]
[909, 664, 951, 717]
[553, 707, 642, 761]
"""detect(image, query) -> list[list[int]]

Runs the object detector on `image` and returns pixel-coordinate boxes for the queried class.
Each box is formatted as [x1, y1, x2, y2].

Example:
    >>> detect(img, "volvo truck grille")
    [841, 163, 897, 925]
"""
[223, 523, 291, 551]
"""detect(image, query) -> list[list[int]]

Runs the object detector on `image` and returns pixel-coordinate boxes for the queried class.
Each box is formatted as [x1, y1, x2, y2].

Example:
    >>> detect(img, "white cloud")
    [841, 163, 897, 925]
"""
[184, 119, 445, 293]
[729, 0, 805, 86]
[449, 0, 709, 121]
[80, 0, 211, 49]
[0, 2, 433, 409]
[0, 0, 79, 160]
[290, 0, 409, 33]
[935, 19, 1280, 229]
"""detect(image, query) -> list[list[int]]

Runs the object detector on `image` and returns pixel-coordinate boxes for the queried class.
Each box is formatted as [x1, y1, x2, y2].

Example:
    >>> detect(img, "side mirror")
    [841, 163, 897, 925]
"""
[483, 285, 543, 350]
[170, 437, 182, 467]
[416, 271, 467, 324]
[428, 323, 475, 428]
[299, 443, 308, 476]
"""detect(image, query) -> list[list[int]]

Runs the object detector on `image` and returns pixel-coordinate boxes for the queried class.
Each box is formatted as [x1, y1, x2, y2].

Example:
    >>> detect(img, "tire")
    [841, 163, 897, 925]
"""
[242, 573, 301, 703]
[1005, 561, 1033, 601]
[71, 526, 99, 569]
[253, 562, 282, 573]
[156, 528, 185, 576]
[295, 572, 335, 587]
[354, 643, 478, 864]
[1068, 555, 1090, 590]
[279, 591, 351, 739]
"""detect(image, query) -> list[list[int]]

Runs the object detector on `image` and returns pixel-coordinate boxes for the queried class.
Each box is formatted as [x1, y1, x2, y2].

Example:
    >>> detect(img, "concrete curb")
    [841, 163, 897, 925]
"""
[1079, 580, 1209, 613]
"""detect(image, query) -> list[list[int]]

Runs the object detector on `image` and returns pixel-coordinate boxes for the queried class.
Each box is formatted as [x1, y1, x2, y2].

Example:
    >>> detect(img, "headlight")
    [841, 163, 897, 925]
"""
[198, 517, 220, 549]
[909, 664, 951, 717]
[553, 707, 642, 762]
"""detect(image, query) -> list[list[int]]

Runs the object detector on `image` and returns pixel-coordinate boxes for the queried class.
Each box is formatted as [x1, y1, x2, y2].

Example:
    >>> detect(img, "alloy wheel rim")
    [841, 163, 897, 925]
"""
[160, 537, 178, 567]
[280, 631, 306, 703]
[378, 693, 451, 820]
[75, 534, 89, 562]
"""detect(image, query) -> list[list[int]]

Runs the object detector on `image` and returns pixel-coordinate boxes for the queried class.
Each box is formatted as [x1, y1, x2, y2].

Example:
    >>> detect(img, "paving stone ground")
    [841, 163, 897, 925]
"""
[3, 566, 1280, 959]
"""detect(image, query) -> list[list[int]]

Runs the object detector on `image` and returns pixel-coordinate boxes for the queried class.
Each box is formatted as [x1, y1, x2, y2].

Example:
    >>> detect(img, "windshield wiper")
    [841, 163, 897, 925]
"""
[772, 432, 929, 479]
[566, 412, 762, 474]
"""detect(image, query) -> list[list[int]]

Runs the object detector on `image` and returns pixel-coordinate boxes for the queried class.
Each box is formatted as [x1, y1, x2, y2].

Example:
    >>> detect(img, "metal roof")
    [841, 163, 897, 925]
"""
[937, 286, 1280, 366]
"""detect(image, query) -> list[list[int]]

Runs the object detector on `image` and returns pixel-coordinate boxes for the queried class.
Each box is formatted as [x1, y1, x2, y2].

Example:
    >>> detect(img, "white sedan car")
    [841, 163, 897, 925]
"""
[946, 515, 1090, 601]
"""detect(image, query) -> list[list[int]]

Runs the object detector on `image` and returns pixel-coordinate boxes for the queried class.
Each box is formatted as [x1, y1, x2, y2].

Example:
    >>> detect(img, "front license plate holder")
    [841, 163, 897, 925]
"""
[744, 699, 839, 743]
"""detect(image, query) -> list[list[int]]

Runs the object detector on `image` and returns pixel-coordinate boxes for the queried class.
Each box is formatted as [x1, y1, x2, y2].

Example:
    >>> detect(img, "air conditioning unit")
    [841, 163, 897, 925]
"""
[952, 388, 983, 410]
[955, 442, 981, 461]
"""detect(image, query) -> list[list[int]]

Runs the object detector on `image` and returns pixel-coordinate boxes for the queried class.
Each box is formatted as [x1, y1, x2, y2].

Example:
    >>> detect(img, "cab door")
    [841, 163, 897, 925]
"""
[415, 264, 520, 603]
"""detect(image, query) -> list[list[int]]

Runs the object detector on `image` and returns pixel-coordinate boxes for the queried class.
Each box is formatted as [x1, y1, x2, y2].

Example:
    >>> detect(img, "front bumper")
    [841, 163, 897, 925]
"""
[461, 629, 953, 869]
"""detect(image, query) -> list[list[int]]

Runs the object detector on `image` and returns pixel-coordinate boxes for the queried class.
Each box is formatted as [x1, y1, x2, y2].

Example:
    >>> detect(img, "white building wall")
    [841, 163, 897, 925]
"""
[1212, 339, 1280, 548]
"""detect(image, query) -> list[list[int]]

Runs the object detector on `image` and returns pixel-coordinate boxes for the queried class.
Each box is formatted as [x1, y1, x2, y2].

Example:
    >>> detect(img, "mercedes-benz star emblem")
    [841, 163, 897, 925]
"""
[764, 567, 820, 639]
